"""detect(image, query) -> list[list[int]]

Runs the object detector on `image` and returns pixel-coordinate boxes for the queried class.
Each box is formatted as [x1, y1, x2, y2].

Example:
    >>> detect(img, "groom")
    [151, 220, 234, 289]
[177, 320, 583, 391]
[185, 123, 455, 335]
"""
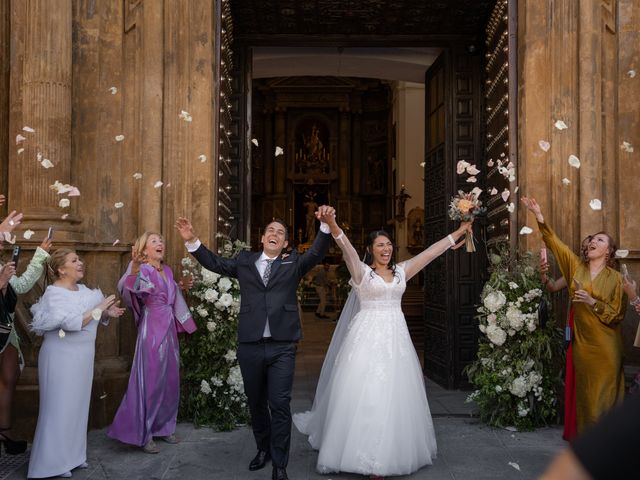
[176, 206, 335, 480]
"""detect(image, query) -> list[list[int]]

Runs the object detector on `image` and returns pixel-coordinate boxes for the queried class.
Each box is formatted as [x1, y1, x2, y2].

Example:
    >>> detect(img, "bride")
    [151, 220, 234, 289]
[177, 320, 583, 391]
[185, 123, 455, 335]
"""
[294, 211, 472, 479]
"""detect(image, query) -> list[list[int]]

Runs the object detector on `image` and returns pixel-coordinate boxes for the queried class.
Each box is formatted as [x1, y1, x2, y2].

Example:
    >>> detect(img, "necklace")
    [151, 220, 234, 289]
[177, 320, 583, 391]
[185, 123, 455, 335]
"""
[148, 262, 163, 272]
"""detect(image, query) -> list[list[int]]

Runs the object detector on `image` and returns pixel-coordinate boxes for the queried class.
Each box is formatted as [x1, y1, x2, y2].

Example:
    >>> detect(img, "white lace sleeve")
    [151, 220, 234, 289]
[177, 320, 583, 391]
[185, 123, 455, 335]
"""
[9, 247, 49, 294]
[333, 231, 367, 286]
[399, 236, 453, 281]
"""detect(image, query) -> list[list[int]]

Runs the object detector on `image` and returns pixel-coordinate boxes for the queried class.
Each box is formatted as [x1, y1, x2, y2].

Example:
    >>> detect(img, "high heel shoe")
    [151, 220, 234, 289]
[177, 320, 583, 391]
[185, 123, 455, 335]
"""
[0, 430, 28, 455]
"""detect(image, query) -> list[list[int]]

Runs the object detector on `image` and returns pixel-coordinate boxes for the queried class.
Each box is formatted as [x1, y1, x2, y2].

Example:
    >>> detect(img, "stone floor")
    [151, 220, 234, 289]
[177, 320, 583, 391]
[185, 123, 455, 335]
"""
[2, 312, 566, 479]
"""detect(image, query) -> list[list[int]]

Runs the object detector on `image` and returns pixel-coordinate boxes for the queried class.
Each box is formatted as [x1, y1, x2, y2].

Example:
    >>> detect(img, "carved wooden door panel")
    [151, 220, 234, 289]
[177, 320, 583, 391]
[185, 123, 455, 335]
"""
[423, 47, 486, 388]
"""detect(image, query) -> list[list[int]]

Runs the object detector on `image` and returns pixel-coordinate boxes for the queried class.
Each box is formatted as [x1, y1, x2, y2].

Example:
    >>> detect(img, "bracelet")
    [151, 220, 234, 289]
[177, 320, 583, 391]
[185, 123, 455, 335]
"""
[447, 234, 456, 246]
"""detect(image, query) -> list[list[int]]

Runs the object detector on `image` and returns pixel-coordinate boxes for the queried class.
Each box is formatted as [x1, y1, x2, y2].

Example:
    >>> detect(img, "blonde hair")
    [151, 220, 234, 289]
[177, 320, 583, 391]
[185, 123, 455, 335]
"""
[133, 231, 164, 262]
[47, 248, 76, 279]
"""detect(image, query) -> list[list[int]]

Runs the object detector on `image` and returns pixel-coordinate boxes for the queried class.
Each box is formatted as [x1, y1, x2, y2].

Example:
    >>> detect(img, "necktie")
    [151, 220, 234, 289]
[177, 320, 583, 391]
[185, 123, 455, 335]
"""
[262, 259, 275, 286]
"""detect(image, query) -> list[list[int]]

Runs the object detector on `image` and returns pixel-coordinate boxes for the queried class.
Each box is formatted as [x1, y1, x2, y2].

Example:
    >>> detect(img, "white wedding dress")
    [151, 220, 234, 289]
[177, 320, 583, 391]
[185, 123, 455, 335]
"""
[294, 231, 453, 477]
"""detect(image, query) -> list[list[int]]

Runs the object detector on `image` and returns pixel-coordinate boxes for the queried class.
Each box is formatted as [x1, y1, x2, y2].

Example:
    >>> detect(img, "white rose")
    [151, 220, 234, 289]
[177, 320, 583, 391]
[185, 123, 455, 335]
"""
[218, 277, 233, 292]
[206, 321, 216, 332]
[204, 288, 219, 303]
[486, 325, 507, 346]
[495, 385, 503, 393]
[487, 313, 497, 325]
[218, 293, 233, 307]
[223, 349, 237, 362]
[197, 306, 209, 318]
[200, 379, 212, 395]
[506, 306, 525, 331]
[201, 268, 220, 285]
[509, 376, 528, 398]
[484, 291, 507, 313]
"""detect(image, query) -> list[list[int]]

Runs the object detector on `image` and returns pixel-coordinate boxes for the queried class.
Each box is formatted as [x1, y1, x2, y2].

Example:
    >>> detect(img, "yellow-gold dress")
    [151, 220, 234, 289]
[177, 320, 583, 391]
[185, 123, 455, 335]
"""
[539, 221, 626, 432]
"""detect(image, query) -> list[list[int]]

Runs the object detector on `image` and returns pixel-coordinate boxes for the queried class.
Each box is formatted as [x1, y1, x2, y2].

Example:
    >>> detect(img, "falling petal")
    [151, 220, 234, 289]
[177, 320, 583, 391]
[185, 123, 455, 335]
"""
[115, 134, 125, 142]
[519, 226, 533, 235]
[589, 199, 602, 210]
[562, 178, 571, 186]
[554, 120, 568, 130]
[108, 86, 118, 95]
[419, 161, 425, 168]
[114, 202, 124, 209]
[22, 126, 35, 133]
[507, 202, 515, 213]
[275, 146, 284, 157]
[466, 164, 480, 175]
[471, 187, 483, 198]
[251, 138, 259, 146]
[59, 198, 70, 208]
[500, 152, 506, 158]
[99, 392, 108, 400]
[628, 70, 637, 78]
[113, 239, 120, 246]
[514, 186, 519, 193]
[466, 176, 477, 183]
[58, 329, 66, 338]
[154, 181, 163, 188]
[198, 154, 207, 163]
[490, 187, 498, 195]
[538, 140, 551, 152]
[2, 232, 16, 244]
[487, 159, 495, 167]
[17, 148, 24, 155]
[509, 174, 517, 183]
[132, 172, 142, 180]
[41, 159, 54, 169]
[501, 189, 510, 202]
[179, 110, 193, 122]
[23, 229, 35, 240]
[621, 141, 634, 153]
[61, 214, 69, 220]
[15, 134, 26, 144]
[615, 249, 629, 258]
[456, 160, 470, 174]
[37, 152, 43, 162]
[67, 187, 81, 197]
[505, 426, 518, 432]
[166, 183, 171, 188]
[568, 154, 581, 169]
[508, 462, 521, 471]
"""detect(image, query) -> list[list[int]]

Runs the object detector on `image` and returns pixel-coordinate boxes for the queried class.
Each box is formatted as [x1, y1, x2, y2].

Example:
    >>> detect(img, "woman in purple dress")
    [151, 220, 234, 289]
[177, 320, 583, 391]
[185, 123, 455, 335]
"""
[108, 232, 196, 453]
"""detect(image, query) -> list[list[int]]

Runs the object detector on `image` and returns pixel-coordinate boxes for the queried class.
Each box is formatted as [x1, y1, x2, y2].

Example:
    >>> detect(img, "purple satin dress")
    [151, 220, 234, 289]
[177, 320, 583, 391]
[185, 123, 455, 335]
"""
[108, 262, 196, 446]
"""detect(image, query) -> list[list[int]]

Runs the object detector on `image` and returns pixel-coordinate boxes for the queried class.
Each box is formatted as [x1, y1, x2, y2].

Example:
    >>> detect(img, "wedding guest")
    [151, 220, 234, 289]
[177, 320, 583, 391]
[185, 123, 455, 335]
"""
[28, 248, 124, 478]
[294, 210, 470, 479]
[522, 197, 626, 434]
[621, 273, 640, 345]
[108, 232, 196, 454]
[0, 237, 52, 455]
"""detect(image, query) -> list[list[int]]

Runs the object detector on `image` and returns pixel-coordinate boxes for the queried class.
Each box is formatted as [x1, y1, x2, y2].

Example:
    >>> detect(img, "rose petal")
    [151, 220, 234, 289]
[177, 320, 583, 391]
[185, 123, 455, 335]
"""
[562, 178, 571, 186]
[23, 229, 35, 240]
[15, 134, 26, 144]
[514, 186, 519, 193]
[113, 239, 120, 246]
[179, 110, 193, 122]
[508, 462, 521, 471]
[114, 202, 124, 209]
[2, 232, 16, 244]
[554, 120, 568, 130]
[589, 199, 602, 210]
[471, 187, 483, 198]
[487, 159, 495, 167]
[615, 249, 629, 258]
[41, 159, 54, 169]
[628, 70, 637, 78]
[61, 214, 69, 220]
[251, 138, 259, 146]
[456, 160, 470, 174]
[58, 329, 66, 338]
[538, 140, 551, 152]
[501, 189, 510, 202]
[507, 202, 515, 213]
[59, 198, 70, 208]
[198, 154, 207, 163]
[275, 146, 284, 157]
[132, 172, 142, 180]
[154, 181, 163, 188]
[490, 187, 498, 195]
[22, 126, 35, 133]
[466, 164, 480, 175]
[466, 176, 477, 183]
[568, 154, 581, 168]
[108, 86, 118, 95]
[419, 161, 425, 168]
[37, 152, 43, 162]
[115, 134, 125, 142]
[621, 141, 634, 153]
[500, 152, 506, 157]
[519, 226, 533, 235]
[17, 148, 24, 155]
[67, 187, 81, 197]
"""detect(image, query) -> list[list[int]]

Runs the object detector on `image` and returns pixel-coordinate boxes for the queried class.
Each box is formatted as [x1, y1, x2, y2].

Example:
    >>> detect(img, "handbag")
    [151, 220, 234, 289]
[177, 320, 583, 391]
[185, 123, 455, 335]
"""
[0, 285, 17, 353]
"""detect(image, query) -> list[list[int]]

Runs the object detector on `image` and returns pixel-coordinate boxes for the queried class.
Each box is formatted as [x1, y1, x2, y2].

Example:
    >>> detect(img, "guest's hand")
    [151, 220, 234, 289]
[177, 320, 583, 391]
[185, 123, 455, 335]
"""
[178, 276, 194, 291]
[40, 237, 53, 252]
[130, 246, 145, 267]
[175, 217, 197, 242]
[622, 276, 638, 301]
[105, 300, 126, 318]
[521, 197, 545, 223]
[0, 194, 5, 206]
[98, 294, 117, 312]
[573, 289, 596, 306]
[0, 262, 16, 288]
[0, 211, 24, 234]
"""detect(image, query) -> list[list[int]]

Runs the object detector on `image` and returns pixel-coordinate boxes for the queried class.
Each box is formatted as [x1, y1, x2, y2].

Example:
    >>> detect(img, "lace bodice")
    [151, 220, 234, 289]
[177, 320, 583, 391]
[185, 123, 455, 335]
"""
[351, 264, 406, 311]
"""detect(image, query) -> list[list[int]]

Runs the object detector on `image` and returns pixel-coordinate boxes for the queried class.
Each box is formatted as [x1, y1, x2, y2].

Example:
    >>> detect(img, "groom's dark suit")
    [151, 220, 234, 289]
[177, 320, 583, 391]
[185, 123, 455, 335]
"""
[191, 230, 331, 468]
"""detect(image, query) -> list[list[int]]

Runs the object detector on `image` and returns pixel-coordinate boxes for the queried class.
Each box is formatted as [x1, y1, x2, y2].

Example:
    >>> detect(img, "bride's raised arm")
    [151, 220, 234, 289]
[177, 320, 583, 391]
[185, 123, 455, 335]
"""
[316, 210, 364, 286]
[401, 221, 472, 281]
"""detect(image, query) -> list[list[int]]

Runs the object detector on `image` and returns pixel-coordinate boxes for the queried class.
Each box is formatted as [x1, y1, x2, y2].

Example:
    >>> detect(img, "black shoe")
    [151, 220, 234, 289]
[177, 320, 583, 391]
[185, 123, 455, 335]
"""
[0, 432, 27, 455]
[249, 450, 271, 471]
[272, 466, 289, 480]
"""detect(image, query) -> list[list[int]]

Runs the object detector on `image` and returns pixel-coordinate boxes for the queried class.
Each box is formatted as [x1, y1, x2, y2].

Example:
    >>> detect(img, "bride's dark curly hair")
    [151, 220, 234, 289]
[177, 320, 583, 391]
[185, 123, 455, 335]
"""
[363, 230, 398, 281]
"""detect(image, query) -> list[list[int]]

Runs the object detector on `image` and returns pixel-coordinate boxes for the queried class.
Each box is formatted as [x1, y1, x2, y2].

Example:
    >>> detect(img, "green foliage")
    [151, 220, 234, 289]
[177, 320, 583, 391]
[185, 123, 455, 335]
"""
[465, 246, 564, 431]
[179, 240, 251, 430]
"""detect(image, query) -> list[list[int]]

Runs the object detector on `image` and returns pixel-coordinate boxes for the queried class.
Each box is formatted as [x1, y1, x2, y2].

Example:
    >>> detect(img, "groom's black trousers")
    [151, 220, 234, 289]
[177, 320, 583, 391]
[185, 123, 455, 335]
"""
[237, 339, 297, 468]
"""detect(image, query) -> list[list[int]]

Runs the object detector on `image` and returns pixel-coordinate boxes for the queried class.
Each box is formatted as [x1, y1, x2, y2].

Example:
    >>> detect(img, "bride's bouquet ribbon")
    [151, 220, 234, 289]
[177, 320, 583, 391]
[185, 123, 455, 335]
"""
[448, 190, 485, 252]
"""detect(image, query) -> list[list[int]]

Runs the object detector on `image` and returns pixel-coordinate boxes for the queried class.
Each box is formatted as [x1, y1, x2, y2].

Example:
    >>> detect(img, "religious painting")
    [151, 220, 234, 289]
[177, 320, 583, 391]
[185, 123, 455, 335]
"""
[292, 184, 329, 247]
[294, 119, 331, 175]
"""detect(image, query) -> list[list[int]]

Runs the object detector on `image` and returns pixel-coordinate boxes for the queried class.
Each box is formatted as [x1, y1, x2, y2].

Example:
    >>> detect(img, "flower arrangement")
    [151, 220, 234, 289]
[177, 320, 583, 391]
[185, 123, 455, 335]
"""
[179, 239, 251, 430]
[448, 189, 485, 252]
[465, 247, 564, 430]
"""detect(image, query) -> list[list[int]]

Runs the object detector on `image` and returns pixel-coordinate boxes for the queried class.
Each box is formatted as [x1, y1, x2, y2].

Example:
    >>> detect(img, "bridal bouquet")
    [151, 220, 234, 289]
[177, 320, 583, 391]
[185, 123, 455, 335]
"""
[448, 190, 484, 252]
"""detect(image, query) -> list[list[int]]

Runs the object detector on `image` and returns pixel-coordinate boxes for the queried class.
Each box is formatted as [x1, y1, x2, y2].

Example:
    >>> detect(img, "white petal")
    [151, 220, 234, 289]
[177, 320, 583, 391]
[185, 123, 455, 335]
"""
[61, 213, 69, 220]
[37, 152, 43, 162]
[59, 198, 70, 208]
[23, 229, 35, 240]
[538, 140, 551, 152]
[628, 70, 637, 78]
[198, 154, 207, 163]
[466, 176, 477, 183]
[114, 202, 124, 208]
[589, 199, 602, 210]
[568, 154, 581, 168]
[251, 138, 259, 146]
[519, 226, 533, 235]
[562, 178, 571, 186]
[41, 159, 54, 169]
[108, 86, 118, 95]
[154, 181, 164, 188]
[615, 249, 629, 258]
[2, 232, 16, 244]
[113, 239, 120, 246]
[514, 186, 519, 193]
[487, 159, 494, 167]
[621, 141, 634, 153]
[179, 110, 192, 122]
[505, 426, 518, 432]
[22, 126, 35, 133]
[456, 160, 470, 174]
[132, 172, 142, 180]
[275, 146, 284, 157]
[507, 202, 515, 213]
[15, 134, 26, 144]
[419, 161, 425, 168]
[509, 174, 517, 183]
[501, 189, 510, 202]
[554, 120, 568, 130]
[67, 187, 81, 197]
[17, 148, 24, 155]
[490, 187, 498, 195]
[115, 134, 125, 142]
[508, 462, 521, 471]
[58, 329, 66, 338]
[471, 187, 483, 198]
[466, 164, 480, 175]
[500, 152, 506, 157]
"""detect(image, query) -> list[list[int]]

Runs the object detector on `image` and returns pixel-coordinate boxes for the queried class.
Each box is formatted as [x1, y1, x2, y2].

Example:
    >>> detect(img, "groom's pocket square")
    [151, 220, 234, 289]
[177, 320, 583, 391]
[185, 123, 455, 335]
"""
[281, 261, 294, 265]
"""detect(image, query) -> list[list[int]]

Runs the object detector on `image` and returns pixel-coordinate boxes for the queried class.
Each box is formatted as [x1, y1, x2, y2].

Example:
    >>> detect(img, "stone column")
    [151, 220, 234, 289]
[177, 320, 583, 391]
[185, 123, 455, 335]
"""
[9, 0, 76, 240]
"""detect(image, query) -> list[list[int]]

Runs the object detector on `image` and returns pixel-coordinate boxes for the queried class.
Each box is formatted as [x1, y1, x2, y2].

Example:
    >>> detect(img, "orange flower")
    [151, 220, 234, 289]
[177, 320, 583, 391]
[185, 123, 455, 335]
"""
[458, 198, 474, 213]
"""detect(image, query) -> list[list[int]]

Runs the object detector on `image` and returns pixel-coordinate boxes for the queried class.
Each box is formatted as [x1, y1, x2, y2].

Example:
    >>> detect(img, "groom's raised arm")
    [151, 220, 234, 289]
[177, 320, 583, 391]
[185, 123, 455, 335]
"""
[297, 206, 334, 276]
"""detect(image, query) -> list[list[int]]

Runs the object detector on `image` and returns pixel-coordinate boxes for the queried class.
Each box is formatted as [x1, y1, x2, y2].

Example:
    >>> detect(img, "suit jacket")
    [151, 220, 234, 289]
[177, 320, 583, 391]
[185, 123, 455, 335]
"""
[192, 231, 331, 342]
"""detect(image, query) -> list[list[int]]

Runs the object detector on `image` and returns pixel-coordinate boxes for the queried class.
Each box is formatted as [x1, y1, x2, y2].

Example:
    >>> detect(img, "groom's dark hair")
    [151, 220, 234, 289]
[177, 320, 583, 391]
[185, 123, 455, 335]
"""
[264, 218, 289, 240]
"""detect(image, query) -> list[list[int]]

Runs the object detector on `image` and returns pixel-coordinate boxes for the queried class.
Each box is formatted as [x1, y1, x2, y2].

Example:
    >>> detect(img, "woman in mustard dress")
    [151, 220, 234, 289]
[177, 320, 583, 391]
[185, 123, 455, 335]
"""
[522, 197, 626, 433]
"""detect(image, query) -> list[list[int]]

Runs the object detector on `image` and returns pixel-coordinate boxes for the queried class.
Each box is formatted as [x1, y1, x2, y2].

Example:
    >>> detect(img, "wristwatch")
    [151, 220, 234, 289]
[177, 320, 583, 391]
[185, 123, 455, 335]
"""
[91, 308, 103, 321]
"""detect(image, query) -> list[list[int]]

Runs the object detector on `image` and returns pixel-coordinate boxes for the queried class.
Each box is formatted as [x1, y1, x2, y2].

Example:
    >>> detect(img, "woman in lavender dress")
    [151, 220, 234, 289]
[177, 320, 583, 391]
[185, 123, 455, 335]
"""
[108, 232, 196, 453]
